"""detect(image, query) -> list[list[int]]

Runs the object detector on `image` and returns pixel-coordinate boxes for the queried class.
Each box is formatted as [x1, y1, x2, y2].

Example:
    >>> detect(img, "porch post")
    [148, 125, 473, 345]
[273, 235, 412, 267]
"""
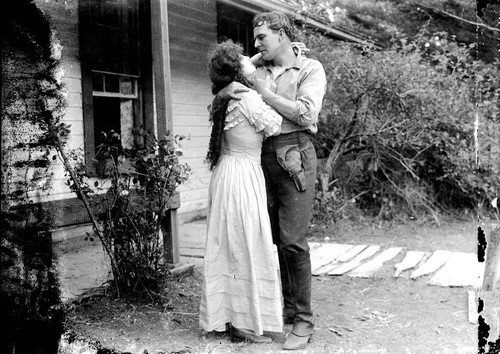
[150, 0, 179, 264]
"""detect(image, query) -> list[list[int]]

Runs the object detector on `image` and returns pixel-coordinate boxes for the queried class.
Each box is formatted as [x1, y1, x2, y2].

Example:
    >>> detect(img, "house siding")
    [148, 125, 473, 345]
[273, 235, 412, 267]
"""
[34, 0, 83, 204]
[168, 0, 217, 220]
[29, 0, 217, 222]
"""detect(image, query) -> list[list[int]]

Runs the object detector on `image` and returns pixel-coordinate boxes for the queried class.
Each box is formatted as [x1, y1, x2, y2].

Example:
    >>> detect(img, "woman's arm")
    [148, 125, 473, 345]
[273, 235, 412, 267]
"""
[211, 42, 309, 112]
[237, 92, 282, 138]
[215, 82, 249, 102]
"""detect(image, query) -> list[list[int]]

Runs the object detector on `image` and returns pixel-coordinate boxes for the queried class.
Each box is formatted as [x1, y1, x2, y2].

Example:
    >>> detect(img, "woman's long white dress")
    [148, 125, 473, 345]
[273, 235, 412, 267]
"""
[199, 90, 283, 335]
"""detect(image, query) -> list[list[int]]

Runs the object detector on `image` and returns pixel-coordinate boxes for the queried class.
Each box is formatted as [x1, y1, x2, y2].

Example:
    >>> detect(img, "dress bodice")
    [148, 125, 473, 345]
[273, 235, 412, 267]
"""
[220, 90, 282, 163]
[221, 121, 264, 162]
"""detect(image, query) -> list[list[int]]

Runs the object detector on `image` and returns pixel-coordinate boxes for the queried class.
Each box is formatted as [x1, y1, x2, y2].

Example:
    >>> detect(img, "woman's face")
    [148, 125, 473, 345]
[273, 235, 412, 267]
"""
[239, 55, 256, 79]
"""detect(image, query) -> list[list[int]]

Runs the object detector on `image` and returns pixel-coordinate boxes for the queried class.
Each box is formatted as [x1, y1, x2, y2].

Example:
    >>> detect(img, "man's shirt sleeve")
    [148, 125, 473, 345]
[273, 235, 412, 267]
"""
[288, 61, 327, 127]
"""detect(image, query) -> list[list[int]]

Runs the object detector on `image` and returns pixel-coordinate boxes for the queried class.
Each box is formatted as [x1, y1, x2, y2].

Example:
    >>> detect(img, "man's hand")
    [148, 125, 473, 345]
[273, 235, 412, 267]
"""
[218, 81, 249, 100]
[291, 42, 310, 56]
[253, 70, 273, 97]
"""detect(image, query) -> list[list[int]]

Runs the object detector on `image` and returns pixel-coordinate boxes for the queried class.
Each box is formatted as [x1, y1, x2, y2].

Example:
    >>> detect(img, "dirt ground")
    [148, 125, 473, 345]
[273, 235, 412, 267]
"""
[61, 217, 497, 354]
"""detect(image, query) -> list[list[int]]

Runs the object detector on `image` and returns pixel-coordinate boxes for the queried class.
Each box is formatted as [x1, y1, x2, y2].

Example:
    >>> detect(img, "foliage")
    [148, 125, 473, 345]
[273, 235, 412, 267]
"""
[1, 1, 66, 351]
[294, 0, 479, 39]
[63, 128, 191, 297]
[292, 0, 496, 62]
[298, 27, 499, 223]
[95, 129, 123, 161]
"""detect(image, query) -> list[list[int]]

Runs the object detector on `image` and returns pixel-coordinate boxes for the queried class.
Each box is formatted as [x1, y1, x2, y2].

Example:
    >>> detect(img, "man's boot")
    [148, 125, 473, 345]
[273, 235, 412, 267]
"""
[282, 251, 314, 350]
[278, 249, 295, 326]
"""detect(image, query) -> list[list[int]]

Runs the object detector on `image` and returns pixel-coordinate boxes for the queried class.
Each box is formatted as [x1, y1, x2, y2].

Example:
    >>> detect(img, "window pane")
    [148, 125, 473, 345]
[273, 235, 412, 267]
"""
[83, 0, 140, 75]
[104, 75, 120, 93]
[92, 72, 104, 92]
[93, 96, 121, 152]
[120, 77, 134, 95]
[102, 0, 121, 28]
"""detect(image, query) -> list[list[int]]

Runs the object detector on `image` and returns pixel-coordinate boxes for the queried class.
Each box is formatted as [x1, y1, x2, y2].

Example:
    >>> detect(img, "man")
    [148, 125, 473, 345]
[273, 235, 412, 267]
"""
[217, 11, 327, 350]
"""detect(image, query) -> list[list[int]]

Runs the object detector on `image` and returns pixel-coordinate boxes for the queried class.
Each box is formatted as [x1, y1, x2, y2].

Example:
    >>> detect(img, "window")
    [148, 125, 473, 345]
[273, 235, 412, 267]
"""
[79, 0, 152, 172]
[216, 3, 257, 57]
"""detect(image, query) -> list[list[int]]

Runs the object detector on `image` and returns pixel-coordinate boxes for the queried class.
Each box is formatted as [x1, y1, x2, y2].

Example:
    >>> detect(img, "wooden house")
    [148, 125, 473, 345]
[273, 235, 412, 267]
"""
[22, 0, 374, 255]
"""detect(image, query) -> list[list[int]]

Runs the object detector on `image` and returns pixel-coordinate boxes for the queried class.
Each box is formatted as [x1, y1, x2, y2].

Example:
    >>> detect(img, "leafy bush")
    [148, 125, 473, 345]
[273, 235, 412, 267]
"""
[61, 128, 191, 297]
[299, 28, 499, 223]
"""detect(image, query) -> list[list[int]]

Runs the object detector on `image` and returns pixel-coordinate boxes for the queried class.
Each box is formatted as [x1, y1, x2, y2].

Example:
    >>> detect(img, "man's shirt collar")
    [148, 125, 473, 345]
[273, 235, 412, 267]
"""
[263, 51, 303, 72]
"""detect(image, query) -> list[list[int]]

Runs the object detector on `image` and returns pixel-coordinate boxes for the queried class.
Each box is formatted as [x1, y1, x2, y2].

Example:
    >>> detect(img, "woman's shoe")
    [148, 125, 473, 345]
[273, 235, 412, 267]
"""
[230, 327, 272, 344]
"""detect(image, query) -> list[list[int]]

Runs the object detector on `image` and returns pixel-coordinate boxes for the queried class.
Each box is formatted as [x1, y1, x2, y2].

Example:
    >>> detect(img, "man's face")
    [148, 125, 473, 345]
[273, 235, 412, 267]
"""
[253, 23, 281, 61]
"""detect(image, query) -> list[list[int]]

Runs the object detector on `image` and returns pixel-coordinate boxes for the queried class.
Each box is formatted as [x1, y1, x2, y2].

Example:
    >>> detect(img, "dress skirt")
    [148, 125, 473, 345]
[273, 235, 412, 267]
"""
[199, 154, 283, 335]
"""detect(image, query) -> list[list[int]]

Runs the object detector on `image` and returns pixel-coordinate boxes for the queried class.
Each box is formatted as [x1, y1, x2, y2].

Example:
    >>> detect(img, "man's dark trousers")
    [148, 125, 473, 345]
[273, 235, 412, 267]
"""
[261, 131, 317, 335]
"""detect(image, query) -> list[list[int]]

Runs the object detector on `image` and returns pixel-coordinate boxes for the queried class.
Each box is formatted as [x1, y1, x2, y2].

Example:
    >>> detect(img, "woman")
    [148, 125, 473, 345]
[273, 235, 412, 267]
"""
[199, 40, 283, 343]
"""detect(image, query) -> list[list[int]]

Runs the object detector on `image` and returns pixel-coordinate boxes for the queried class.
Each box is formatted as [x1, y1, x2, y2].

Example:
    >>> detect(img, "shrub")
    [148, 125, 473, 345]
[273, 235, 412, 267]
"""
[61, 127, 191, 297]
[299, 28, 499, 222]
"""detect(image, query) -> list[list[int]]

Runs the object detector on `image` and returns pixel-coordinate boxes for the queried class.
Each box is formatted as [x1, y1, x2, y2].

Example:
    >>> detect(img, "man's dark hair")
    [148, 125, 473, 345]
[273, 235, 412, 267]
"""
[253, 11, 295, 41]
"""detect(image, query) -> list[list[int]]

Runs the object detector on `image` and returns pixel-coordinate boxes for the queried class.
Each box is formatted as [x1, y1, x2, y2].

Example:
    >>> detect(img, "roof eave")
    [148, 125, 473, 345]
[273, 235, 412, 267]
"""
[219, 0, 382, 50]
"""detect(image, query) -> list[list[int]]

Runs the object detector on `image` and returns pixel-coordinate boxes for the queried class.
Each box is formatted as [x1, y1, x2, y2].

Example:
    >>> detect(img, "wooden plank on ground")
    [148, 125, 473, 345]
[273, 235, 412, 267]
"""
[394, 251, 428, 277]
[320, 244, 368, 276]
[328, 245, 380, 276]
[429, 252, 485, 288]
[311, 243, 349, 274]
[349, 247, 403, 278]
[312, 244, 355, 275]
[336, 244, 368, 263]
[410, 250, 452, 279]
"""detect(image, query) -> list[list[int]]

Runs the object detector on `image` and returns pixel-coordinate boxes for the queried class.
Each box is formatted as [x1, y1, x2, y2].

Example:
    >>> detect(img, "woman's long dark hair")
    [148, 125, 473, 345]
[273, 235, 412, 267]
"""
[206, 40, 252, 171]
